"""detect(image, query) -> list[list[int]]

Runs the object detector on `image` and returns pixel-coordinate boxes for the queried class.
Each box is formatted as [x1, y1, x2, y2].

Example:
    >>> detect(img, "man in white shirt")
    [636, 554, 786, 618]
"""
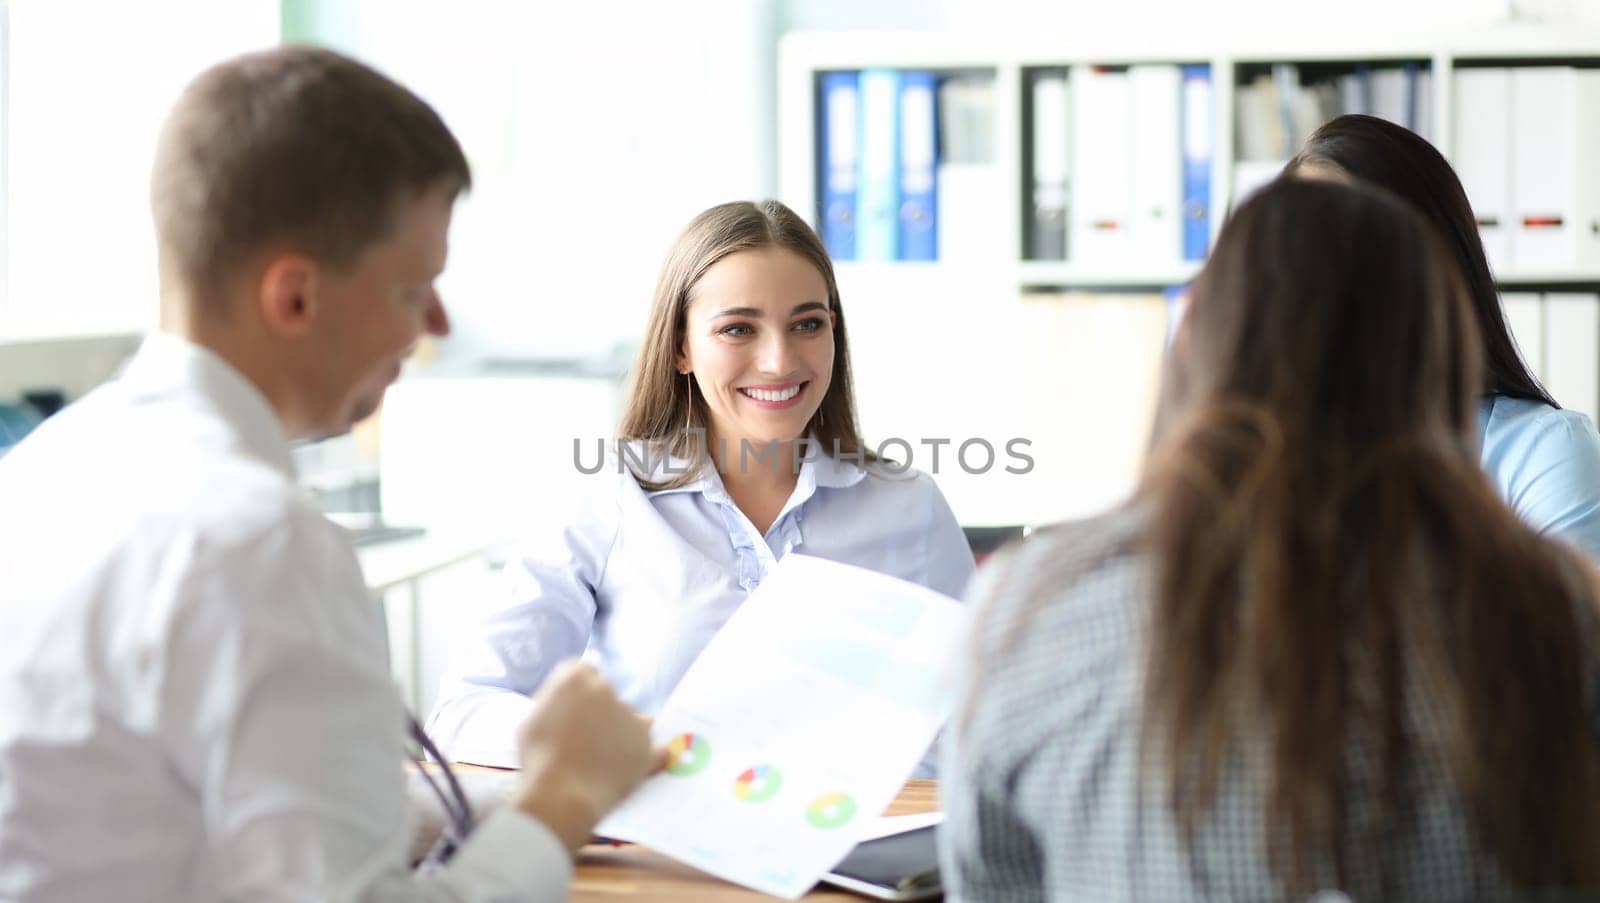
[0, 46, 654, 901]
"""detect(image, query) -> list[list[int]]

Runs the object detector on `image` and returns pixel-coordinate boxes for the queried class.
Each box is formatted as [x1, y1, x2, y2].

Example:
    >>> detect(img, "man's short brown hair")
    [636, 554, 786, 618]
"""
[151, 44, 472, 303]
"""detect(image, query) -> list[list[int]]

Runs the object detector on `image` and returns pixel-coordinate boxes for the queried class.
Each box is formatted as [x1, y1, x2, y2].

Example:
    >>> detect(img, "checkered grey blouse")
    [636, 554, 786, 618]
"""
[938, 504, 1594, 902]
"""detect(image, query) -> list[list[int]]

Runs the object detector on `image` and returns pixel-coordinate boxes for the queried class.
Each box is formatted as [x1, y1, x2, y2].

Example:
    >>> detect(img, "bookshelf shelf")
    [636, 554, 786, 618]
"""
[1498, 269, 1600, 285]
[779, 26, 1600, 292]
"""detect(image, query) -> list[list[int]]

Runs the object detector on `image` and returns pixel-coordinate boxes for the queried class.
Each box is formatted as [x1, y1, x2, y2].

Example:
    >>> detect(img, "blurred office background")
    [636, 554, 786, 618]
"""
[2, 0, 1598, 713]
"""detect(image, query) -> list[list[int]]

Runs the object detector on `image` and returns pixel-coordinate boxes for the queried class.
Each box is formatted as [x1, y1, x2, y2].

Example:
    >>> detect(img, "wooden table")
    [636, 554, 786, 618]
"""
[569, 779, 940, 901]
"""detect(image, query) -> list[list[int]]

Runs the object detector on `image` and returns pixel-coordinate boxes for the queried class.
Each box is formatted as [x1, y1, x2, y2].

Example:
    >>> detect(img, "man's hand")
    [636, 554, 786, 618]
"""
[509, 661, 654, 852]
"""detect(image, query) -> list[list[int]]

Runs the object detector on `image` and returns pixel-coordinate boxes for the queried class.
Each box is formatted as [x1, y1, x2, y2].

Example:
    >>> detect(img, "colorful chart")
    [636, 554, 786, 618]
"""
[733, 765, 783, 802]
[665, 733, 711, 776]
[805, 792, 858, 829]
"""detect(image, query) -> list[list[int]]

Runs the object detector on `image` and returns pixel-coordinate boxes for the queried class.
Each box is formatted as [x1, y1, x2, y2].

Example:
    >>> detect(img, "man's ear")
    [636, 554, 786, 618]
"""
[257, 253, 319, 338]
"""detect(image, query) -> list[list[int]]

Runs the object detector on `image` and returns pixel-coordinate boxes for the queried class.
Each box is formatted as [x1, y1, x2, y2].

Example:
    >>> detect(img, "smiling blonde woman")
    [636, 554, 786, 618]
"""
[428, 200, 975, 768]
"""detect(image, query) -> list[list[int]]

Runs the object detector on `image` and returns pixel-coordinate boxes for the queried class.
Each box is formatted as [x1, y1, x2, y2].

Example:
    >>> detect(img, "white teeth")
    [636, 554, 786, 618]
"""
[742, 384, 801, 403]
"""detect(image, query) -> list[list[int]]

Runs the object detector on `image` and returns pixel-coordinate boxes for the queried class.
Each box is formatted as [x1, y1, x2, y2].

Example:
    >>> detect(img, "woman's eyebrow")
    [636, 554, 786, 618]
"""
[710, 301, 829, 319]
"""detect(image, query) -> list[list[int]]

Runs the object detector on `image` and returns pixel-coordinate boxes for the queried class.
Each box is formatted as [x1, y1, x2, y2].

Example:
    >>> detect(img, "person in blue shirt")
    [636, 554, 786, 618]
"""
[1285, 114, 1600, 559]
[429, 200, 976, 766]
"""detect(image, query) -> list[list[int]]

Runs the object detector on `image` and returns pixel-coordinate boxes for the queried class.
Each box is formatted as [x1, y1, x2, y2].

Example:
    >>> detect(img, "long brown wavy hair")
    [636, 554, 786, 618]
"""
[1143, 178, 1600, 892]
[617, 200, 874, 489]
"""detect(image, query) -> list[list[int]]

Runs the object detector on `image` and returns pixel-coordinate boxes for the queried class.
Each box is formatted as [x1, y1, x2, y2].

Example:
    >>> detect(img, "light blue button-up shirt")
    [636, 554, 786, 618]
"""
[428, 447, 976, 767]
[1479, 394, 1600, 559]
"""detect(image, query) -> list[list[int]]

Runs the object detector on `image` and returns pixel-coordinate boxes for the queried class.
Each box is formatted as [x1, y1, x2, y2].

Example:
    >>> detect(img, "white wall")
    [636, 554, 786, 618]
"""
[290, 0, 780, 363]
[0, 0, 279, 343]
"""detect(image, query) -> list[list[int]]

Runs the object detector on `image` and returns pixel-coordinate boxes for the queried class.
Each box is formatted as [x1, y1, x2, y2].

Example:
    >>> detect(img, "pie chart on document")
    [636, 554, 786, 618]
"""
[733, 765, 783, 802]
[665, 732, 711, 776]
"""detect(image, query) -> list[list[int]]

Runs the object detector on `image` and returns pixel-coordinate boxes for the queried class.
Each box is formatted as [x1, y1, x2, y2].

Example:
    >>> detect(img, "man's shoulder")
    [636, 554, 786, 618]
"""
[6, 385, 315, 560]
[0, 391, 343, 660]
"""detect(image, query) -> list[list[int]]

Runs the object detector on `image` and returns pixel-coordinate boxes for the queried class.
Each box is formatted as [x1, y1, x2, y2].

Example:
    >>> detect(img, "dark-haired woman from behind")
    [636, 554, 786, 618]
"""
[1287, 113, 1600, 559]
[940, 179, 1600, 901]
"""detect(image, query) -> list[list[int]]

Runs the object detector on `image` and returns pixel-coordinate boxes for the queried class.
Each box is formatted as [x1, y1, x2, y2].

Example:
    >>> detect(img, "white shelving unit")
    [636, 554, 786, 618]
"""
[778, 27, 1600, 529]
[778, 26, 1600, 289]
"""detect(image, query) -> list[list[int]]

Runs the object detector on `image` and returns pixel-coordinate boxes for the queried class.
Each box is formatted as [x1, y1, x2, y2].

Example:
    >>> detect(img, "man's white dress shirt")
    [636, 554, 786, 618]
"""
[0, 332, 567, 902]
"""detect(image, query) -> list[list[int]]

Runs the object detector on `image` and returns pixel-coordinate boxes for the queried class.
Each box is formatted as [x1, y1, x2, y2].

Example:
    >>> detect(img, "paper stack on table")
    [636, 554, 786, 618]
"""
[595, 553, 969, 899]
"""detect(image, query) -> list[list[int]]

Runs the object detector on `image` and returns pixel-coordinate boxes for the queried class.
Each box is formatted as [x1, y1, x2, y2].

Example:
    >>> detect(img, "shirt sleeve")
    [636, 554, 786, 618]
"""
[1502, 409, 1600, 560]
[917, 472, 978, 601]
[938, 551, 1047, 903]
[158, 505, 571, 902]
[426, 485, 620, 767]
[938, 750, 1048, 903]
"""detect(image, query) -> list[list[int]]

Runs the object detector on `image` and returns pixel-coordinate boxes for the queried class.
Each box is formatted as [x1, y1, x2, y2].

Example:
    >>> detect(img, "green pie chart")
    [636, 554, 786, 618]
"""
[665, 732, 710, 776]
[805, 792, 858, 829]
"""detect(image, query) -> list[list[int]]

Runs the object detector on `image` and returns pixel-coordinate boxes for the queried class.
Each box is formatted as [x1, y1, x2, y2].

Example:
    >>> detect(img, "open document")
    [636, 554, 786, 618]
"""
[594, 553, 970, 899]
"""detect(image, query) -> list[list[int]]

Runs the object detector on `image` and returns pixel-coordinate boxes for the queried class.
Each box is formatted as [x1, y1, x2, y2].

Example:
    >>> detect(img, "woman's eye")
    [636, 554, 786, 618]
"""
[719, 323, 754, 338]
[793, 317, 826, 332]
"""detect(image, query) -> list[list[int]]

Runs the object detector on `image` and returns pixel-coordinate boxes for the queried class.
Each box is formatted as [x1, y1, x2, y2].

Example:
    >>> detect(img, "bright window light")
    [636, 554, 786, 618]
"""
[2, 0, 277, 340]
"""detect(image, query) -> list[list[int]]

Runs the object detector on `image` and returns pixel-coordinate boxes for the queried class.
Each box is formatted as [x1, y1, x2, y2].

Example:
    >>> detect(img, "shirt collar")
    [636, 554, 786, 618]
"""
[808, 442, 869, 489]
[119, 330, 296, 480]
[640, 436, 869, 502]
